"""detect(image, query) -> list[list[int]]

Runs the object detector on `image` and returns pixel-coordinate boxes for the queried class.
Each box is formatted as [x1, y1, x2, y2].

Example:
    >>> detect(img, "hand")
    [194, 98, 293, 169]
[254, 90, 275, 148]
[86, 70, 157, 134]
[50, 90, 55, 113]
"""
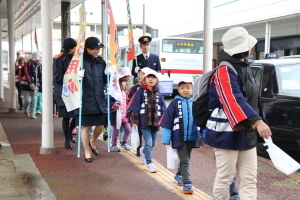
[132, 124, 137, 127]
[77, 69, 85, 77]
[135, 67, 140, 73]
[112, 104, 119, 110]
[30, 86, 36, 90]
[256, 121, 272, 138]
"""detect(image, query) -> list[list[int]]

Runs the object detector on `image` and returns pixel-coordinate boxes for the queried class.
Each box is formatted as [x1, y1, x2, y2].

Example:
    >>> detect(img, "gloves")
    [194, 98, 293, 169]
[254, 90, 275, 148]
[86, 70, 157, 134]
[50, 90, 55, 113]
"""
[77, 69, 85, 77]
[135, 67, 140, 73]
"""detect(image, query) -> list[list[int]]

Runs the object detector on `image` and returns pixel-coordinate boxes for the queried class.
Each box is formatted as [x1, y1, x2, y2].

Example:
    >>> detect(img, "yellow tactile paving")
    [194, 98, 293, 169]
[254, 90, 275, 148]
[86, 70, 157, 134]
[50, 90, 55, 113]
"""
[98, 135, 213, 200]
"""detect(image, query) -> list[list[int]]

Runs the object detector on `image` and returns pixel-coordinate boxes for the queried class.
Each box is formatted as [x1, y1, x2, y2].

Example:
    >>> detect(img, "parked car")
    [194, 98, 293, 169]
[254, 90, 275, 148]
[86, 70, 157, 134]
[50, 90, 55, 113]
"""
[250, 58, 300, 154]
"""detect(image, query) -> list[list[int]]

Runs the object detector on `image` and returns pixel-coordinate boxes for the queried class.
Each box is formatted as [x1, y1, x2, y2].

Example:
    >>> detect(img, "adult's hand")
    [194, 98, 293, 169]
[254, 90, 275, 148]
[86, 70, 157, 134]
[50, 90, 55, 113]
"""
[256, 121, 272, 138]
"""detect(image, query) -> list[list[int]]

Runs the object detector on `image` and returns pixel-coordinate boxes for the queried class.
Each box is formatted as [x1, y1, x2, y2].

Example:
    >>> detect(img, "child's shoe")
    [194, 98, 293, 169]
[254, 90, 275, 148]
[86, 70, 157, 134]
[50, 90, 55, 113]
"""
[174, 175, 184, 186]
[183, 182, 193, 194]
[24, 110, 30, 117]
[146, 163, 157, 173]
[121, 142, 130, 151]
[110, 145, 120, 152]
[140, 147, 146, 164]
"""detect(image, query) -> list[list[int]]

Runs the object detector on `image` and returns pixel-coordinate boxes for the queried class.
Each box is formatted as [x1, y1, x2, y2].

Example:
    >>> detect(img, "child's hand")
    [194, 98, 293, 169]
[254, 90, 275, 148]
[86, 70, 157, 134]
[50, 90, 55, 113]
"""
[132, 124, 137, 127]
[111, 104, 119, 110]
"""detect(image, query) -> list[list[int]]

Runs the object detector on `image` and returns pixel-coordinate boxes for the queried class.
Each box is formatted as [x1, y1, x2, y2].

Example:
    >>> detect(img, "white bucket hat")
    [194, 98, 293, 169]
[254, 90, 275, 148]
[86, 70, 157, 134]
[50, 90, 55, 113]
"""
[31, 52, 42, 61]
[222, 27, 257, 56]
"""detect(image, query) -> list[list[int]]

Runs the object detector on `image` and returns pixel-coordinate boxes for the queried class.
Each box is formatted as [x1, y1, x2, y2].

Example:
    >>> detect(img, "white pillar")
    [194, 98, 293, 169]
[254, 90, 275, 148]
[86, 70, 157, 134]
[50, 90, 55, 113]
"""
[203, 0, 213, 74]
[0, 19, 4, 101]
[102, 0, 108, 60]
[7, 0, 16, 113]
[40, 0, 56, 154]
[264, 22, 271, 56]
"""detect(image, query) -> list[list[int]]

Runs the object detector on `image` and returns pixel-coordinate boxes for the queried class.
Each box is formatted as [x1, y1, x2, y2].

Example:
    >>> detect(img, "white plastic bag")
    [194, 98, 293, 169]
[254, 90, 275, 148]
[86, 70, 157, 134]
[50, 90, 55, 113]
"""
[166, 145, 180, 169]
[263, 137, 300, 175]
[116, 108, 122, 130]
[130, 126, 140, 149]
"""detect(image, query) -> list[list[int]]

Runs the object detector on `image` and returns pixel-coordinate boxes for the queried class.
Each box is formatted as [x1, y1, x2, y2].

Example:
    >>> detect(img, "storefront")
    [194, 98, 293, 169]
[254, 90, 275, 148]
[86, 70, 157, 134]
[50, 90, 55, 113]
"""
[256, 36, 300, 59]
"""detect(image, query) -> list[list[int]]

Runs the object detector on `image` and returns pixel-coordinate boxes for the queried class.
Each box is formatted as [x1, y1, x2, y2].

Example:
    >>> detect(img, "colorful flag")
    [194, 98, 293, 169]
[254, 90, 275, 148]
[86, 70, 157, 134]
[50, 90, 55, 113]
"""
[34, 28, 39, 52]
[107, 0, 119, 66]
[126, 0, 135, 61]
[62, 2, 86, 112]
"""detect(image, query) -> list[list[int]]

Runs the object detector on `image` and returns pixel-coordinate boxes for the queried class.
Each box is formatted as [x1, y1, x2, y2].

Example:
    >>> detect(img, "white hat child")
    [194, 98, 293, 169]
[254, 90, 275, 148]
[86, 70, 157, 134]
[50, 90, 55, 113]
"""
[222, 27, 257, 56]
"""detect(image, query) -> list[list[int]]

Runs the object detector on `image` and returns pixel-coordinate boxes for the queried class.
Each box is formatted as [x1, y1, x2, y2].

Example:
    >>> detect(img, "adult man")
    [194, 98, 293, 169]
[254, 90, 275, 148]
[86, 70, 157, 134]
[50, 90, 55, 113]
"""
[131, 36, 161, 83]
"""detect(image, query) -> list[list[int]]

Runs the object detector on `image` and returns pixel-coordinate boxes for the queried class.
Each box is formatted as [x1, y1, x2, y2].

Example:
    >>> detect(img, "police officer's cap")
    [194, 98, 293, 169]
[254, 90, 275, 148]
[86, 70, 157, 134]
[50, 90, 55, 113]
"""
[84, 37, 105, 48]
[138, 36, 152, 44]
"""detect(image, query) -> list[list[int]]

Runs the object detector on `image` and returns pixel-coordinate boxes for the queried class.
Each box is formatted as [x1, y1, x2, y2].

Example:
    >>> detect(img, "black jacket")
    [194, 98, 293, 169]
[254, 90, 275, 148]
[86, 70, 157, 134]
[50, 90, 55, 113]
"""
[75, 52, 108, 115]
[131, 53, 161, 78]
[53, 53, 73, 107]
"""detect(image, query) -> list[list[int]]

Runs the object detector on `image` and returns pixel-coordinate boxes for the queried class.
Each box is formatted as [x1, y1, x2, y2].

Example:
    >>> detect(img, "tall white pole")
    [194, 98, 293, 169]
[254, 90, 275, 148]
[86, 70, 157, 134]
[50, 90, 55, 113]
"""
[143, 4, 145, 35]
[0, 19, 4, 101]
[7, 0, 17, 113]
[203, 0, 213, 74]
[264, 22, 271, 56]
[40, 0, 56, 154]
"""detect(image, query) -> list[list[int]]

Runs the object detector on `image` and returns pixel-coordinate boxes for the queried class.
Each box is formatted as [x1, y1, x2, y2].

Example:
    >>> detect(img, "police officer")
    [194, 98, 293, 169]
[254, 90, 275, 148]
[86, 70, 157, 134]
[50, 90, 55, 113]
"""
[131, 36, 161, 83]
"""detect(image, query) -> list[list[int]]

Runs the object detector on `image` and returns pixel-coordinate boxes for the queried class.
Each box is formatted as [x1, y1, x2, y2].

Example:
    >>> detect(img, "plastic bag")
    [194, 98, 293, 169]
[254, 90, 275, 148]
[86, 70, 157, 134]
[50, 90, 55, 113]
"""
[116, 109, 122, 130]
[166, 145, 180, 169]
[263, 137, 300, 175]
[130, 126, 140, 149]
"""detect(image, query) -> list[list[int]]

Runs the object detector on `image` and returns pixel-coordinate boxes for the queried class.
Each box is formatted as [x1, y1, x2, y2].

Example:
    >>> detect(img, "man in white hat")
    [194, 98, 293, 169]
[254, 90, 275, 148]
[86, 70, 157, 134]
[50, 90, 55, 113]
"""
[204, 27, 272, 200]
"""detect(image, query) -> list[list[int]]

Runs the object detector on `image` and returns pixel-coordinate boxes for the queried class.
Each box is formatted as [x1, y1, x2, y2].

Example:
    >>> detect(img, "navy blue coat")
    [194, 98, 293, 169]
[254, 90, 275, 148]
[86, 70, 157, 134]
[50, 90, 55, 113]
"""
[74, 53, 108, 115]
[53, 53, 73, 107]
[131, 53, 161, 78]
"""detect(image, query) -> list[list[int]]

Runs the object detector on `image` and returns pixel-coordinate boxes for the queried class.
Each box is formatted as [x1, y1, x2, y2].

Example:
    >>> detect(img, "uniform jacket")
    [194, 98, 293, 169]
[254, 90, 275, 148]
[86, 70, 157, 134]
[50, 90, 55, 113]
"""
[53, 53, 73, 107]
[127, 85, 166, 129]
[20, 60, 42, 92]
[74, 52, 108, 115]
[160, 95, 200, 148]
[205, 50, 261, 150]
[127, 84, 140, 103]
[131, 53, 161, 78]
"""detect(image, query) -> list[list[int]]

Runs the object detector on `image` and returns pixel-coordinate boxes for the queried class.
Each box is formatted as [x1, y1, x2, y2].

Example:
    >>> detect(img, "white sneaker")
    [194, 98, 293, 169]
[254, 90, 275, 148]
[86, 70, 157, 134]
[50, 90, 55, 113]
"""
[36, 111, 42, 115]
[146, 163, 157, 173]
[24, 110, 30, 117]
[30, 115, 36, 119]
[140, 147, 146, 165]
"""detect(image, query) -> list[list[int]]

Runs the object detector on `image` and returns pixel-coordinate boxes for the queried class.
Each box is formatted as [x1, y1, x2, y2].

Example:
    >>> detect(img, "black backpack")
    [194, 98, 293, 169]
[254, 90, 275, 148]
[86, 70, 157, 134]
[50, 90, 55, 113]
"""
[192, 61, 237, 128]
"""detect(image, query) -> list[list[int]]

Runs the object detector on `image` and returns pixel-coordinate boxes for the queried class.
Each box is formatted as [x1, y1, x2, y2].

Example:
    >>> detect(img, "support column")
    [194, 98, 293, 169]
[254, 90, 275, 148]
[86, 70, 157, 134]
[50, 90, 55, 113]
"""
[40, 0, 56, 154]
[203, 0, 213, 74]
[7, 0, 16, 113]
[102, 0, 107, 61]
[61, 1, 71, 46]
[0, 19, 4, 101]
[264, 22, 271, 56]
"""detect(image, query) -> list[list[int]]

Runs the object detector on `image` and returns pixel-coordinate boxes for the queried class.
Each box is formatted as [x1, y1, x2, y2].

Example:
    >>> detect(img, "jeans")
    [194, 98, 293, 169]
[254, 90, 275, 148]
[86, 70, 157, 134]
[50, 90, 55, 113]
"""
[23, 91, 37, 116]
[141, 126, 158, 164]
[36, 92, 42, 111]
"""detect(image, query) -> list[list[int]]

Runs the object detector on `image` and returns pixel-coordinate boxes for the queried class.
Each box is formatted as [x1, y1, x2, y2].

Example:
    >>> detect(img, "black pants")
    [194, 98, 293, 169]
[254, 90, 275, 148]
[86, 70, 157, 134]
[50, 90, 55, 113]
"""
[176, 141, 194, 183]
[15, 82, 23, 108]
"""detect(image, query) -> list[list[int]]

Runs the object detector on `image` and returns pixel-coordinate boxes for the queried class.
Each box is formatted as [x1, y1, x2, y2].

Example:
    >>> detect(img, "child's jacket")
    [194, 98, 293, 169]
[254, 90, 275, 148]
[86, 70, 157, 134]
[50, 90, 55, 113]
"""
[160, 95, 200, 148]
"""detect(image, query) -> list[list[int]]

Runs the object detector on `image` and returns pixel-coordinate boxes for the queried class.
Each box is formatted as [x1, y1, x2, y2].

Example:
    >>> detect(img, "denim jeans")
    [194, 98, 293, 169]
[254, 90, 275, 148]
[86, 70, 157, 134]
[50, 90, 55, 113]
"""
[141, 126, 157, 164]
[23, 91, 37, 116]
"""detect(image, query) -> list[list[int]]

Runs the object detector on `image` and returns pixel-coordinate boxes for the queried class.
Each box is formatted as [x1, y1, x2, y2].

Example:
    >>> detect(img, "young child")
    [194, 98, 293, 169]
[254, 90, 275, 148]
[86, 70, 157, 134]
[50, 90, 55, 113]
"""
[110, 76, 132, 152]
[127, 67, 151, 156]
[160, 77, 200, 194]
[128, 70, 166, 173]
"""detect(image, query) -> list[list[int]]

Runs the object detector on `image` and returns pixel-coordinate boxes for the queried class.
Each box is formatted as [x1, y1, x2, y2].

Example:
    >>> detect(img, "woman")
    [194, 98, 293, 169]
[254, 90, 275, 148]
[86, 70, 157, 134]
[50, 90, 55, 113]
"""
[15, 56, 26, 110]
[76, 37, 107, 163]
[205, 27, 272, 200]
[53, 38, 78, 150]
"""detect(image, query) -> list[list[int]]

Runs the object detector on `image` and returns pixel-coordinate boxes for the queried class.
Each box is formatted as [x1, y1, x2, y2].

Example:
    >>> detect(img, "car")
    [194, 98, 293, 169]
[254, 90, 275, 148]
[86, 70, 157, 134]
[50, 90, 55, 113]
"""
[250, 58, 300, 154]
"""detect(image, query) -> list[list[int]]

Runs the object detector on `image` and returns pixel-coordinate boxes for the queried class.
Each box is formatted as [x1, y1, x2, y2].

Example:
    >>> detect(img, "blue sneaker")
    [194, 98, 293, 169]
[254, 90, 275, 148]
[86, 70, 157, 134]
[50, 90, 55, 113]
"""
[183, 182, 193, 194]
[110, 145, 120, 152]
[174, 175, 184, 186]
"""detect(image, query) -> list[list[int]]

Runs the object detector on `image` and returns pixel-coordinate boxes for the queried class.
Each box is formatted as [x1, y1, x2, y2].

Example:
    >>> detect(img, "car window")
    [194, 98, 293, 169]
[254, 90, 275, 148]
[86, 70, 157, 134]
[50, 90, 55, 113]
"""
[251, 65, 274, 97]
[277, 65, 300, 94]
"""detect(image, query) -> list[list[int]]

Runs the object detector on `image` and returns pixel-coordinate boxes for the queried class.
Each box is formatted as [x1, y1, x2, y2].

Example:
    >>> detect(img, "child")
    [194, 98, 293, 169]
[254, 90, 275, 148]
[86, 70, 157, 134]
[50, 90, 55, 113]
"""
[128, 70, 166, 173]
[127, 67, 151, 156]
[160, 77, 200, 194]
[110, 76, 132, 152]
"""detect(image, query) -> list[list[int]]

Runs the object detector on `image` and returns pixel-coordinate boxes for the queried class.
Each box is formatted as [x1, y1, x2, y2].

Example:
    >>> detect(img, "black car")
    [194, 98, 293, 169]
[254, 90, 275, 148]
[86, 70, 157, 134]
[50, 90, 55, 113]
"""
[250, 58, 300, 153]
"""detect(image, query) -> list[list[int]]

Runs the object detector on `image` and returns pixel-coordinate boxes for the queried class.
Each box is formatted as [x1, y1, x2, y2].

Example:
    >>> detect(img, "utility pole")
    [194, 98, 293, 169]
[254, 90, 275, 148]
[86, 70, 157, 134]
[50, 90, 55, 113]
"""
[143, 4, 145, 35]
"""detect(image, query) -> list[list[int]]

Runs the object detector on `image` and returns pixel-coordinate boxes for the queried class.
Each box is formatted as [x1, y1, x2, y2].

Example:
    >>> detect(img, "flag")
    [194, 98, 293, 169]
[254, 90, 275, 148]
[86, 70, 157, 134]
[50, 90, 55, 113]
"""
[126, 0, 135, 61]
[108, 0, 119, 66]
[62, 2, 86, 112]
[105, 65, 123, 102]
[34, 28, 39, 52]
